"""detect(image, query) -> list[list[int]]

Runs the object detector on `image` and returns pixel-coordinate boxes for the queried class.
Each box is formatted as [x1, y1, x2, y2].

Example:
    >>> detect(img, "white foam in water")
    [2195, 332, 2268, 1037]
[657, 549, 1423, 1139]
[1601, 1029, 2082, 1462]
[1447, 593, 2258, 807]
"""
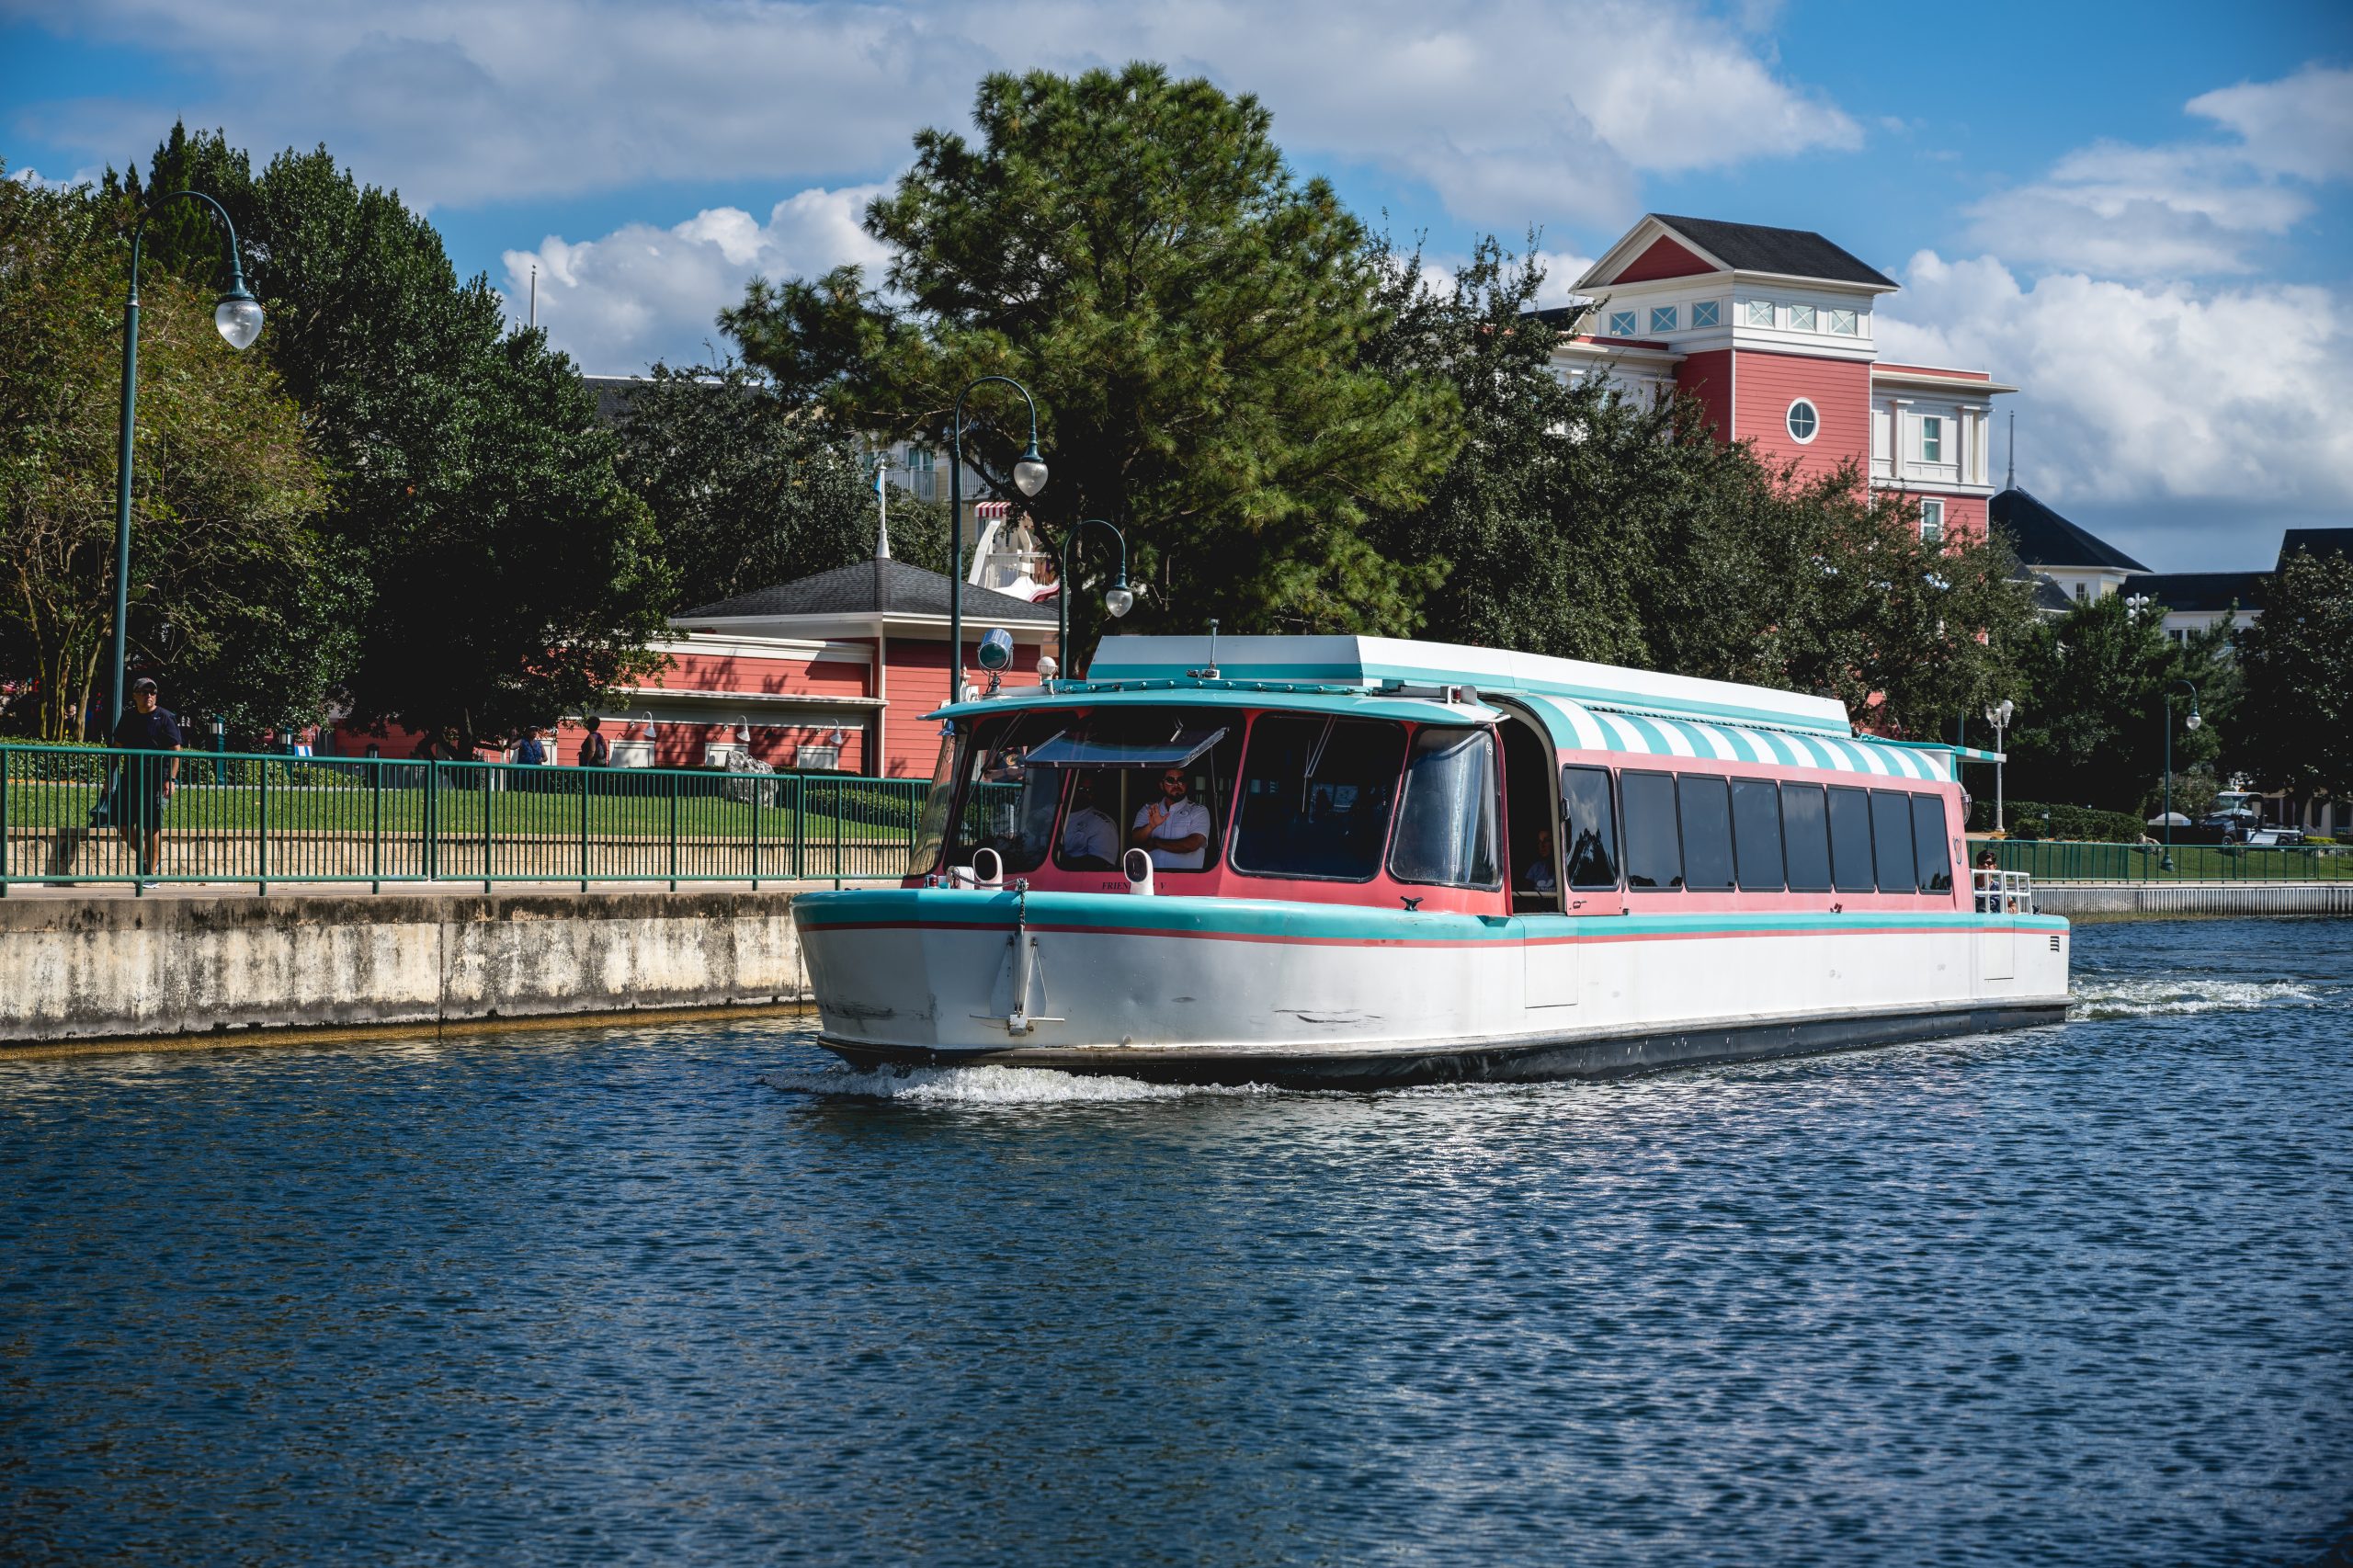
[760, 1063, 1269, 1104]
[2069, 976, 2321, 1020]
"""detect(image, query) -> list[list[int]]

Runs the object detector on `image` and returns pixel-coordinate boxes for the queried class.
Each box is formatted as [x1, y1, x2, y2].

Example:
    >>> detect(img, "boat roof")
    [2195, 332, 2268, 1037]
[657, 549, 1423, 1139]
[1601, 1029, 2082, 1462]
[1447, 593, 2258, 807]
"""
[935, 635, 1993, 784]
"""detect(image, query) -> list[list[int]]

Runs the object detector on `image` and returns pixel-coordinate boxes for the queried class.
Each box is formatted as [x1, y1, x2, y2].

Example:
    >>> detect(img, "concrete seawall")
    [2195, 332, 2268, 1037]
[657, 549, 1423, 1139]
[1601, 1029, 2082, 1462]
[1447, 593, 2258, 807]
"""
[2036, 881, 2353, 917]
[0, 884, 818, 1048]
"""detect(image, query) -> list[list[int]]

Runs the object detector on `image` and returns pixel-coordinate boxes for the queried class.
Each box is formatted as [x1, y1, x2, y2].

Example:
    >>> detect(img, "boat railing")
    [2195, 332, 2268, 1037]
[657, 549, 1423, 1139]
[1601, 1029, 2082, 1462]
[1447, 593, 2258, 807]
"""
[1972, 868, 2034, 915]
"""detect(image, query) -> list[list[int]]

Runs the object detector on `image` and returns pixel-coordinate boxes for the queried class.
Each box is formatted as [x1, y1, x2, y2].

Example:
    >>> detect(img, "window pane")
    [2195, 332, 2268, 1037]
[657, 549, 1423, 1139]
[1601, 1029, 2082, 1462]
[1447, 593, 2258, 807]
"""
[1911, 794, 1953, 893]
[1828, 786, 1876, 892]
[1051, 709, 1242, 873]
[1782, 784, 1831, 891]
[1829, 308, 1858, 335]
[1870, 790, 1916, 892]
[1650, 305, 1677, 333]
[1561, 766, 1620, 889]
[1389, 727, 1500, 887]
[1922, 416, 1943, 462]
[1787, 401, 1818, 441]
[1232, 716, 1405, 881]
[1790, 304, 1816, 331]
[1676, 776, 1734, 890]
[1733, 778, 1784, 890]
[949, 711, 1068, 873]
[1746, 299, 1774, 327]
[1609, 311, 1637, 336]
[1620, 771, 1683, 890]
[1691, 301, 1720, 328]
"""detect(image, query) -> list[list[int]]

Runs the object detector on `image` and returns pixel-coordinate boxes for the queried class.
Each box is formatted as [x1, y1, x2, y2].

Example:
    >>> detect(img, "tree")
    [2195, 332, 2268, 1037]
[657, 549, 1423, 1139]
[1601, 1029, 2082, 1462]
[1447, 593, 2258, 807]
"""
[2001, 592, 2234, 812]
[113, 127, 673, 749]
[1359, 234, 2033, 735]
[2232, 548, 2353, 800]
[719, 64, 1461, 640]
[0, 170, 335, 741]
[613, 362, 926, 603]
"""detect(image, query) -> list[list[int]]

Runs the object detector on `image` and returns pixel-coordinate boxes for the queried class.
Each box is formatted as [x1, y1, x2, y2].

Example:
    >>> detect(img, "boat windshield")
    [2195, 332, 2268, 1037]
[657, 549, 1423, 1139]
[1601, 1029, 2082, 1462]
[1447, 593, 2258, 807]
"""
[923, 706, 1244, 877]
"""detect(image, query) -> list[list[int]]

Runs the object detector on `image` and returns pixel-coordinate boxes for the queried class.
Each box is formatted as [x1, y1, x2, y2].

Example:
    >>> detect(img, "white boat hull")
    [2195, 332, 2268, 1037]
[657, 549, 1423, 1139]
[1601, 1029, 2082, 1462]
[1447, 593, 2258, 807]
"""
[793, 890, 2070, 1086]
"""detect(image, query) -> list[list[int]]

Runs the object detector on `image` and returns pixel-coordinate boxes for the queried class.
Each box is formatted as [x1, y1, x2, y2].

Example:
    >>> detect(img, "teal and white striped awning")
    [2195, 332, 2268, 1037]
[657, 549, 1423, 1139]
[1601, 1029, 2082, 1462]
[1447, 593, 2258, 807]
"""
[1513, 694, 1955, 783]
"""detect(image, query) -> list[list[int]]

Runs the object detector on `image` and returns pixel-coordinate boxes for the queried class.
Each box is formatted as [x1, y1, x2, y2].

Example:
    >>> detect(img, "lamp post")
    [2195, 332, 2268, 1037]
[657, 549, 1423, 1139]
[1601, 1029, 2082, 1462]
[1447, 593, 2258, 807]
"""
[2161, 678, 2201, 871]
[1056, 517, 1131, 678]
[947, 377, 1048, 703]
[109, 190, 265, 730]
[1983, 698, 2015, 834]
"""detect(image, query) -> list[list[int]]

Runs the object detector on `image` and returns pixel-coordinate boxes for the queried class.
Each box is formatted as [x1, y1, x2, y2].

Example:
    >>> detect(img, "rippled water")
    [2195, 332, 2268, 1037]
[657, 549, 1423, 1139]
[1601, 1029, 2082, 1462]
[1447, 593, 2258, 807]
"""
[4, 920, 2349, 1566]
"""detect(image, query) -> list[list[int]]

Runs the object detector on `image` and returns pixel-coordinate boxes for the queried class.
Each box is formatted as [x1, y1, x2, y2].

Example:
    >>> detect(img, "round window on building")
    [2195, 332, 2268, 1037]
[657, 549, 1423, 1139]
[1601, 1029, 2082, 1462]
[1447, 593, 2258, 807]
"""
[1786, 399, 1820, 444]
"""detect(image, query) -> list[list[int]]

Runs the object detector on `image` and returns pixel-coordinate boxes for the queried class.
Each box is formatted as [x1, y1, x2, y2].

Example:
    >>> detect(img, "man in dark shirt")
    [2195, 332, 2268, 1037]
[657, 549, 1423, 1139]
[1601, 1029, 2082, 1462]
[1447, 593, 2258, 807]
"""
[108, 676, 183, 876]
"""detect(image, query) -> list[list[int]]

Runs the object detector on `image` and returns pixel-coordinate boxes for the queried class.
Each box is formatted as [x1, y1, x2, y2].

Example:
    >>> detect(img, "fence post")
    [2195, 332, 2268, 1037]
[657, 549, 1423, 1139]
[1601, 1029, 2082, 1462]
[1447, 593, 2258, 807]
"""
[578, 768, 590, 892]
[257, 756, 270, 895]
[668, 768, 679, 892]
[791, 776, 805, 881]
[426, 762, 439, 883]
[0, 745, 9, 896]
[369, 760, 382, 893]
[751, 774, 762, 890]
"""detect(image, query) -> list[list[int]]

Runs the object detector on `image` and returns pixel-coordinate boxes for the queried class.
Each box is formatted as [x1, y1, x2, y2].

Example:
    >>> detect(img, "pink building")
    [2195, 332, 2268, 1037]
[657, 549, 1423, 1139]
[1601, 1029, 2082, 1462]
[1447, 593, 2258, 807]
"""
[1552, 215, 2012, 544]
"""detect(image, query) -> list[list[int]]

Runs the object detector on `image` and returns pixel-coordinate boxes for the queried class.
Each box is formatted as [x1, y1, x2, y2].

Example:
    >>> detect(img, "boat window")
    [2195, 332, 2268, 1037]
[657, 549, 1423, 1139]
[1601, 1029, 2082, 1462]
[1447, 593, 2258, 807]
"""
[1232, 715, 1406, 881]
[1911, 794, 1954, 893]
[945, 710, 1069, 873]
[1732, 778, 1785, 890]
[1051, 707, 1242, 874]
[909, 729, 961, 877]
[1561, 766, 1620, 889]
[1827, 785, 1876, 892]
[1676, 775, 1735, 891]
[1871, 789, 1919, 892]
[1781, 783, 1831, 892]
[1620, 770, 1683, 890]
[1390, 727, 1502, 888]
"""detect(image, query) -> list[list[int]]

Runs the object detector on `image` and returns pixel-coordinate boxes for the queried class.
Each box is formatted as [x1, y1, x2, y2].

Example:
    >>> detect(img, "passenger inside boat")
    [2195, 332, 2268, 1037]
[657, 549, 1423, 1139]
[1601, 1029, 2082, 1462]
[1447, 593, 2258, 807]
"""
[1496, 708, 1561, 913]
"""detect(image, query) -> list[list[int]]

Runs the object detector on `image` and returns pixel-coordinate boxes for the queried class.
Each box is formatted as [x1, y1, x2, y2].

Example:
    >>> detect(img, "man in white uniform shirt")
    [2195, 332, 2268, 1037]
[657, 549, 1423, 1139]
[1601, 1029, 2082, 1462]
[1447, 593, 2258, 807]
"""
[1132, 768, 1211, 869]
[1060, 774, 1120, 867]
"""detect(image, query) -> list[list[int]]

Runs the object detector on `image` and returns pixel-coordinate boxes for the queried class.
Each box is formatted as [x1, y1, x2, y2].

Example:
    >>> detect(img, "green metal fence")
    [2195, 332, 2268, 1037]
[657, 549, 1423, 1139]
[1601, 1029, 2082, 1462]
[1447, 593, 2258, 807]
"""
[1988, 837, 2353, 883]
[0, 744, 927, 893]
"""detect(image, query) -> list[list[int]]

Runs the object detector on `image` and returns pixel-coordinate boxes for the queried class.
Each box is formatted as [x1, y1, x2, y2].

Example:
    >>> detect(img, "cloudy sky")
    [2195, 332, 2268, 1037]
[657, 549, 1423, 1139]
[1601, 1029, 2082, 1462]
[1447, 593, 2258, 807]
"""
[4, 0, 2348, 570]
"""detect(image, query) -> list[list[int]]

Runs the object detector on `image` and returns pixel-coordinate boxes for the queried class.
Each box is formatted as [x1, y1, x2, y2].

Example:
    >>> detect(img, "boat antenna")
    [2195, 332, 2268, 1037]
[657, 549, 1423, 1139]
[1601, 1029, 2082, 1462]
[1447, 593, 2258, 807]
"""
[1203, 619, 1220, 680]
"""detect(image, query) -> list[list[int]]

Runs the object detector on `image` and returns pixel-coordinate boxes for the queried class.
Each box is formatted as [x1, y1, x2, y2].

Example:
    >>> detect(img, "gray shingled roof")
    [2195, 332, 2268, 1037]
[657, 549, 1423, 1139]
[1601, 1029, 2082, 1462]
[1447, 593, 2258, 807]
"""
[1991, 488, 2152, 573]
[2124, 572, 2267, 614]
[1650, 215, 1899, 289]
[2279, 527, 2353, 568]
[676, 557, 1055, 623]
[2022, 572, 2075, 614]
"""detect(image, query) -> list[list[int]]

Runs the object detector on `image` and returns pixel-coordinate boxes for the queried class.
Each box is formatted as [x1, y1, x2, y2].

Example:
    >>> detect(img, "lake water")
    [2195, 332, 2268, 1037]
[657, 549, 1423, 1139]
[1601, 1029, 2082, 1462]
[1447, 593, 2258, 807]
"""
[4, 918, 2349, 1566]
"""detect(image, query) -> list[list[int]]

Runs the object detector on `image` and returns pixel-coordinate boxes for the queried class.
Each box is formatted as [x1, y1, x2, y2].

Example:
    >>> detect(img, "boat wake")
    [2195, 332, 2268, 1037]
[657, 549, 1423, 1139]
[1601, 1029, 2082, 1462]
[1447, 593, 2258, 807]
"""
[759, 1063, 1270, 1105]
[2068, 976, 2322, 1021]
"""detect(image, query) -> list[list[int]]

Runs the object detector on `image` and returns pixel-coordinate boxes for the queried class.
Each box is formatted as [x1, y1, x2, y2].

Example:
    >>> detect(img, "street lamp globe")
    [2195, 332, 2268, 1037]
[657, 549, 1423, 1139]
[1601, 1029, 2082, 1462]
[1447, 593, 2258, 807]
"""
[213, 286, 265, 350]
[1104, 582, 1133, 619]
[2186, 710, 2203, 732]
[1012, 443, 1048, 497]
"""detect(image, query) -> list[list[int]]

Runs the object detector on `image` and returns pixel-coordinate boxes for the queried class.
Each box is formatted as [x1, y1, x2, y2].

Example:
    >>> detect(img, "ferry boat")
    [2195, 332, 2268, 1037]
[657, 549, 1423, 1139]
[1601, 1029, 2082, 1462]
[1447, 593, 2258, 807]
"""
[792, 634, 2069, 1086]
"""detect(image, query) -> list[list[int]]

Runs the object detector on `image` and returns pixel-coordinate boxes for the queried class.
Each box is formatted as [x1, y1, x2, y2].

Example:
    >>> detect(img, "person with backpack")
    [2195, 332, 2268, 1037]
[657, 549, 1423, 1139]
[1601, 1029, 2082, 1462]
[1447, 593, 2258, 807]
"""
[577, 718, 611, 767]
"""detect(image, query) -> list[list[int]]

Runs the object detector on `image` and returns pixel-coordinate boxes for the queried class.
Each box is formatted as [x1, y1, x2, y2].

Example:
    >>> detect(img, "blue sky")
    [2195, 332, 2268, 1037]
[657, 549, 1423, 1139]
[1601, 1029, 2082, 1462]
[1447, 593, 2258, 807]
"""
[5, 0, 2348, 570]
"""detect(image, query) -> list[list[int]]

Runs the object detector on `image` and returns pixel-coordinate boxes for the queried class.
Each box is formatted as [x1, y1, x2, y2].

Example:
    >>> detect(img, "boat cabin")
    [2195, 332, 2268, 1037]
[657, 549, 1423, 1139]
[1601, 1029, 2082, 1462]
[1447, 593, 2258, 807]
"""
[909, 635, 1987, 918]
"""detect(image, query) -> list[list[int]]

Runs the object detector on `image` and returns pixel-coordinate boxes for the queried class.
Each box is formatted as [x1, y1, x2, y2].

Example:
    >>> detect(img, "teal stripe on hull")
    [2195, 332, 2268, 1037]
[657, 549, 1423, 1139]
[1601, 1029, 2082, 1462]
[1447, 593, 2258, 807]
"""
[795, 889, 2069, 942]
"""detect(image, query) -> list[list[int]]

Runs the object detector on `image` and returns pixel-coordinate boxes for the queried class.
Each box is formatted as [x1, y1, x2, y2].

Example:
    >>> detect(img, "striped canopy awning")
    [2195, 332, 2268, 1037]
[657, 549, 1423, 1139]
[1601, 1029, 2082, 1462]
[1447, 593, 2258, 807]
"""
[1513, 694, 1954, 783]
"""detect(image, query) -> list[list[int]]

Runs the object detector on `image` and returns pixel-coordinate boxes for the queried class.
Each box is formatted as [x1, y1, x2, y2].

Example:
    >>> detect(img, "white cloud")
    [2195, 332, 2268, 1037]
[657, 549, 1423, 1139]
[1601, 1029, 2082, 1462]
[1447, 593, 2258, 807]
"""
[1964, 63, 2350, 277]
[2188, 62, 2353, 182]
[14, 0, 1858, 227]
[1878, 250, 2353, 540]
[503, 185, 892, 374]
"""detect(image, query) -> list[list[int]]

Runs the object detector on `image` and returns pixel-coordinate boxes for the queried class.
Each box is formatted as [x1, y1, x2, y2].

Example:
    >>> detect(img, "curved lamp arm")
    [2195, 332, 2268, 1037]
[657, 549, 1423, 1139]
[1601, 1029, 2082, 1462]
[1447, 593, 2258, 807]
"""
[948, 376, 1045, 702]
[1058, 517, 1131, 676]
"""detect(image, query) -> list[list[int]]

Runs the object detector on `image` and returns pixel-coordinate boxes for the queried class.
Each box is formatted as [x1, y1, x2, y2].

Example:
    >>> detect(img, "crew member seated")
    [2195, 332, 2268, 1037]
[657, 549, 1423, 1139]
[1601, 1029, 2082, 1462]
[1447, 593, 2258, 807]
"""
[1060, 773, 1120, 869]
[1520, 826, 1557, 892]
[1132, 767, 1211, 869]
